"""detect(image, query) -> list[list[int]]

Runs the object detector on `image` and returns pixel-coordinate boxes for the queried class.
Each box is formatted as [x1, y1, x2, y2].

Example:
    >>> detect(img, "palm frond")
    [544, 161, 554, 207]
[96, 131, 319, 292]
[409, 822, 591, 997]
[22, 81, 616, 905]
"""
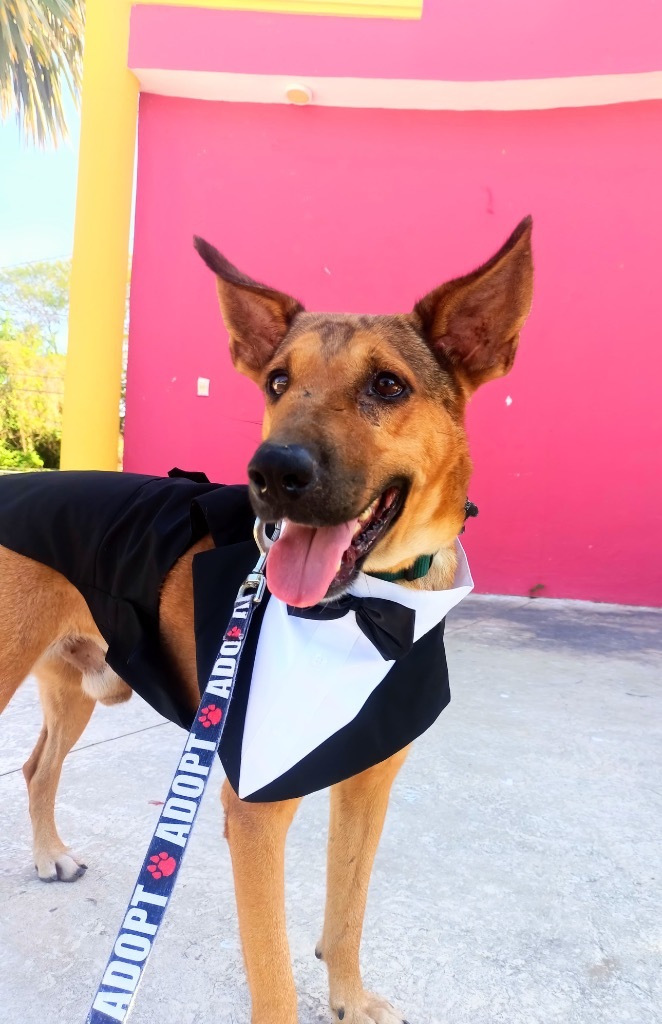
[0, 0, 84, 147]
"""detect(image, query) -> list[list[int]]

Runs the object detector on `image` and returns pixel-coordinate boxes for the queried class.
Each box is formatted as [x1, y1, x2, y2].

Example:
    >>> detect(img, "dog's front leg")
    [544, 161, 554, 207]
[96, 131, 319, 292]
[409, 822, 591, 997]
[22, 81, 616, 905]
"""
[222, 779, 302, 1024]
[318, 748, 410, 1024]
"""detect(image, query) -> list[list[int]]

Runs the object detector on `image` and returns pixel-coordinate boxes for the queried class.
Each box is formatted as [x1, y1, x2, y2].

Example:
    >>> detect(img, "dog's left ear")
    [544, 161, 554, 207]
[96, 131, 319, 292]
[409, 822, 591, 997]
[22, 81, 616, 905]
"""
[413, 217, 533, 392]
[194, 237, 304, 379]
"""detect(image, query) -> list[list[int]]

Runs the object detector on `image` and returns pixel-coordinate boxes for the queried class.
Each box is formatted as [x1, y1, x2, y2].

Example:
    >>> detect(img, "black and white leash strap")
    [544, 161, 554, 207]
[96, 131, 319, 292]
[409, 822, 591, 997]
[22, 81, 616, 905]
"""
[86, 522, 276, 1024]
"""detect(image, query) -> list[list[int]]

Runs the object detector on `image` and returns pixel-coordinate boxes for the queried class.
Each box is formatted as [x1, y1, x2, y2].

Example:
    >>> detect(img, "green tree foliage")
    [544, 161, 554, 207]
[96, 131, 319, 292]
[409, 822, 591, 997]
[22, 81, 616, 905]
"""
[0, 0, 84, 147]
[0, 257, 130, 469]
[0, 258, 70, 349]
[0, 316, 64, 468]
[0, 258, 70, 468]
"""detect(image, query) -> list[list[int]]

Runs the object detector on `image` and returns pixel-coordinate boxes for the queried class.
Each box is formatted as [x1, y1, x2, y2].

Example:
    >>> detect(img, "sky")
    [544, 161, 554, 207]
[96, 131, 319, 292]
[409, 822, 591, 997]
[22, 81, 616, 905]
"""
[0, 92, 81, 269]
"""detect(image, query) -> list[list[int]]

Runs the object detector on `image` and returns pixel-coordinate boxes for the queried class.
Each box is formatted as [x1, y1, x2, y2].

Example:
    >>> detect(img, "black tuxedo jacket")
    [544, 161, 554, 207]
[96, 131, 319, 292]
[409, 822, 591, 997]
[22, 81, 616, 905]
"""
[0, 471, 450, 802]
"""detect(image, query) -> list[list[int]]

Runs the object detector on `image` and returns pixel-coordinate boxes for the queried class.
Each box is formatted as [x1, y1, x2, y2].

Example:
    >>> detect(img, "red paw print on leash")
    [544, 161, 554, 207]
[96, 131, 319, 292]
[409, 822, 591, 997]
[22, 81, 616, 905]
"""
[147, 852, 176, 880]
[226, 626, 242, 639]
[199, 704, 222, 728]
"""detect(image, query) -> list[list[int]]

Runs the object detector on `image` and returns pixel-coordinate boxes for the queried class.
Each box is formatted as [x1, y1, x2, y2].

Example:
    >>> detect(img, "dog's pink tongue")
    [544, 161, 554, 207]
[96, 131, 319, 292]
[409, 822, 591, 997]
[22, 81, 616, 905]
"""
[266, 520, 357, 607]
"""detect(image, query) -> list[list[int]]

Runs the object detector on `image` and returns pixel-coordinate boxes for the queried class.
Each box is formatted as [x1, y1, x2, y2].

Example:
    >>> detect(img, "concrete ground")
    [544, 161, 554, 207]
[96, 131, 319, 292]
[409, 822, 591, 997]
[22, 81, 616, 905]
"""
[0, 594, 660, 1024]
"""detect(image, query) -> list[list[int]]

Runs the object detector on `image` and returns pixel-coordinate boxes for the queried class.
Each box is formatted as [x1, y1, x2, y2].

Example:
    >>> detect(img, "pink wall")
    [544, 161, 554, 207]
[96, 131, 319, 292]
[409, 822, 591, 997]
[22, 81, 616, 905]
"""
[126, 96, 662, 607]
[130, 3, 662, 81]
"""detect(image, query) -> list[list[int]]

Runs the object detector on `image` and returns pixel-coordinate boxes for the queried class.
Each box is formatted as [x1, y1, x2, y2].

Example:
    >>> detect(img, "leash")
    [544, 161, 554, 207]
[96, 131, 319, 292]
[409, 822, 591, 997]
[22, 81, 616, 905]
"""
[85, 521, 277, 1024]
[84, 503, 474, 1021]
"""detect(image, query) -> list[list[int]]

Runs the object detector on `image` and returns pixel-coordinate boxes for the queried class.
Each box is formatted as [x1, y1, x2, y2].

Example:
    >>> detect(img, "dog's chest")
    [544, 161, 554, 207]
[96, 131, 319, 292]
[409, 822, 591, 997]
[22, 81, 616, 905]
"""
[224, 546, 473, 801]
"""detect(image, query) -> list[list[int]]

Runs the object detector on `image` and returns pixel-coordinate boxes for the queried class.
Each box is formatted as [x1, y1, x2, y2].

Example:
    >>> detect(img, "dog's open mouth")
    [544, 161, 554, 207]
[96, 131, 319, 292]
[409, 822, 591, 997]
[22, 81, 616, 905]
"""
[266, 486, 403, 607]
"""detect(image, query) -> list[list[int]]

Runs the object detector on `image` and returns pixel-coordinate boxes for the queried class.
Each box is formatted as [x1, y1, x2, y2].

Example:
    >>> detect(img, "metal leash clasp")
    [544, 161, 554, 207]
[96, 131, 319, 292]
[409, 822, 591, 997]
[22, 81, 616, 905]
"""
[237, 519, 282, 604]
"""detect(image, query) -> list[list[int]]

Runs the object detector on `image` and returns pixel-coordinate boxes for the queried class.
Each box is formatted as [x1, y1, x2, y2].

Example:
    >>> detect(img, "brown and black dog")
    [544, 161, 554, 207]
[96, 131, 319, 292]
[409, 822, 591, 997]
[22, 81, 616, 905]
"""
[0, 218, 533, 1024]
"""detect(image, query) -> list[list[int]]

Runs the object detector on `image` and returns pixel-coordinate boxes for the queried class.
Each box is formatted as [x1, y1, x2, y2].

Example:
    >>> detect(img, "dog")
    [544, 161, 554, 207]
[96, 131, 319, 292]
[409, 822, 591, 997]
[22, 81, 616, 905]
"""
[0, 217, 533, 1024]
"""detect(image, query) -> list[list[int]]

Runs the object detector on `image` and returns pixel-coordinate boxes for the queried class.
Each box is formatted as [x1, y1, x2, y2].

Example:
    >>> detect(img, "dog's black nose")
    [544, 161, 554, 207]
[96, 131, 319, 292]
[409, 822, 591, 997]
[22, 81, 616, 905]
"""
[248, 443, 316, 503]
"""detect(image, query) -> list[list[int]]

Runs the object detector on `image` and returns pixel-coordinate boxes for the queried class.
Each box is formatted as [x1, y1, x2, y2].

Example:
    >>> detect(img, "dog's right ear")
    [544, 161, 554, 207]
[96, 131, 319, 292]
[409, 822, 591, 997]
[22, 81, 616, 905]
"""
[194, 237, 304, 380]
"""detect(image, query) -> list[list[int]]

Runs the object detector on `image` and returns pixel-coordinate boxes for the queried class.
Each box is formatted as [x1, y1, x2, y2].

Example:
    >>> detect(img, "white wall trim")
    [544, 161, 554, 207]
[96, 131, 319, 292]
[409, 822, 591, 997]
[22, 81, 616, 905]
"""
[132, 68, 662, 111]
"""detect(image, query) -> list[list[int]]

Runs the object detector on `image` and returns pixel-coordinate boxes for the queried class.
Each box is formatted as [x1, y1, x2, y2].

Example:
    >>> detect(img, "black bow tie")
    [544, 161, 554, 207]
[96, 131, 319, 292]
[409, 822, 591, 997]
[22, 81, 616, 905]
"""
[288, 593, 415, 661]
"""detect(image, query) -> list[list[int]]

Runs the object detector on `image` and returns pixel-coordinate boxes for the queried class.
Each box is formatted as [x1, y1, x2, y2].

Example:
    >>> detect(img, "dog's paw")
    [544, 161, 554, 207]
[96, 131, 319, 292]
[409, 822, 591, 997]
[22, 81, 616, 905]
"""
[35, 848, 87, 883]
[331, 991, 408, 1024]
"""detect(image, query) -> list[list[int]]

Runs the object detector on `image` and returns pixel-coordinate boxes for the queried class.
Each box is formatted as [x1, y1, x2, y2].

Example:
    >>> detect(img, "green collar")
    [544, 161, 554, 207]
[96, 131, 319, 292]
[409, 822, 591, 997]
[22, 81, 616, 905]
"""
[366, 498, 479, 583]
[368, 553, 435, 584]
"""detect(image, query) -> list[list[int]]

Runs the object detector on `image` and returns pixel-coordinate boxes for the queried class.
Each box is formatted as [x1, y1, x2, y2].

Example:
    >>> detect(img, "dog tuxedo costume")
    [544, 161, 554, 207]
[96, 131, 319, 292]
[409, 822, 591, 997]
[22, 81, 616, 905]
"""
[0, 470, 473, 802]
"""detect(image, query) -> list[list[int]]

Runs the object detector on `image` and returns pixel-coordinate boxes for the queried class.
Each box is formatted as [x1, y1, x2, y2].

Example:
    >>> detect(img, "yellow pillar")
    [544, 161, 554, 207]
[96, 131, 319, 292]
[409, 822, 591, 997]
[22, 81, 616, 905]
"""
[60, 0, 138, 470]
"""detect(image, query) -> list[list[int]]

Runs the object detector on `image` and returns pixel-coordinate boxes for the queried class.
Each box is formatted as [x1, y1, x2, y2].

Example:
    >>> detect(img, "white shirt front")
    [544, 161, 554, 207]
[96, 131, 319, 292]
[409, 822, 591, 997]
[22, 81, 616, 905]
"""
[238, 540, 473, 798]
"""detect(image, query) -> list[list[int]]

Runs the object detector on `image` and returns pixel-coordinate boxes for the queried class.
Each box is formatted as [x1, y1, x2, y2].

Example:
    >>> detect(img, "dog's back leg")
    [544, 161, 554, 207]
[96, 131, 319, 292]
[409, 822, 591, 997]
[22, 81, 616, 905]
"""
[0, 546, 75, 714]
[0, 551, 49, 716]
[24, 656, 96, 881]
[0, 653, 40, 716]
[318, 747, 410, 1024]
[0, 547, 130, 880]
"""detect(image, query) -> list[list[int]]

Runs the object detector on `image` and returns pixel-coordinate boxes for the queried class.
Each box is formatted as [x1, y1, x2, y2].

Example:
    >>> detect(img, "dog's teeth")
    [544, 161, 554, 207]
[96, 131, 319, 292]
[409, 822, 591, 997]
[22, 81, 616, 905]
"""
[358, 498, 379, 524]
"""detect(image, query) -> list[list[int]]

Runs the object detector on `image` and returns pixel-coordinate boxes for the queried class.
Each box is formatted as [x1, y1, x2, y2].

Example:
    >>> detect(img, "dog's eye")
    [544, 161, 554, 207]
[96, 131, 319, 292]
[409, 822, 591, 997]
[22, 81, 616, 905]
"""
[370, 372, 406, 399]
[268, 372, 289, 397]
